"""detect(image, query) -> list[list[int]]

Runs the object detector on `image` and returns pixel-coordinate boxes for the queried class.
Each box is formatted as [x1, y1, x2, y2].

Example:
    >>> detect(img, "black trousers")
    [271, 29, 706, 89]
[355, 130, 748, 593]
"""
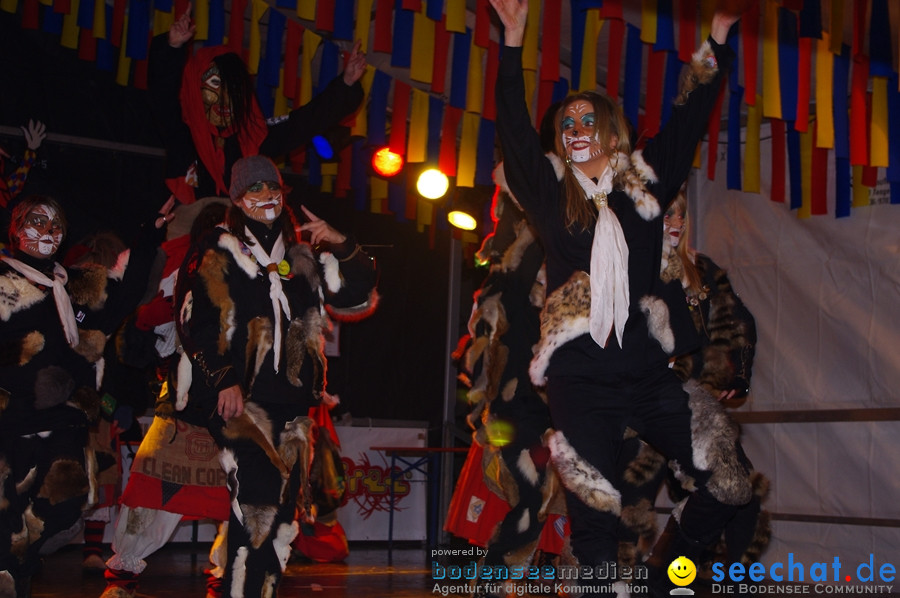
[547, 366, 743, 593]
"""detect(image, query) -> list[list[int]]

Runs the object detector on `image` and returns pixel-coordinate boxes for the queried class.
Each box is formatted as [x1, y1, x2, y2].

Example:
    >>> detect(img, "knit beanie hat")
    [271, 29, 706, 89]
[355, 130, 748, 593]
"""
[229, 155, 283, 201]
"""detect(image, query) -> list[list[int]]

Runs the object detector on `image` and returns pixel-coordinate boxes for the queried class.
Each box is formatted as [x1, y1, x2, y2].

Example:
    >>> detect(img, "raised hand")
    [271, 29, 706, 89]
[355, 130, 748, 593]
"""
[22, 120, 47, 151]
[168, 2, 196, 48]
[299, 205, 347, 246]
[488, 0, 528, 46]
[342, 40, 367, 86]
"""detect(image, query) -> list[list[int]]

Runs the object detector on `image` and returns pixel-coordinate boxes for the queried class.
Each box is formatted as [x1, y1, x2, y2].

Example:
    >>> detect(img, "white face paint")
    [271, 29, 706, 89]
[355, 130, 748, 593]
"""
[238, 181, 283, 225]
[17, 204, 64, 258]
[561, 100, 604, 164]
[663, 209, 685, 249]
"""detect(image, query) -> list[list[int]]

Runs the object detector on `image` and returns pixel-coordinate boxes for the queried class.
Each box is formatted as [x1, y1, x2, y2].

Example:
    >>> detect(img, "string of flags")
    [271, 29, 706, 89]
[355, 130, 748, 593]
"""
[3, 0, 898, 228]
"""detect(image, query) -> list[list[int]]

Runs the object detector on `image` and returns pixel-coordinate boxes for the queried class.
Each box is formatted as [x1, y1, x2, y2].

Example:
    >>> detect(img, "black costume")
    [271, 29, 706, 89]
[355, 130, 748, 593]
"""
[175, 212, 377, 598]
[0, 252, 98, 597]
[495, 37, 751, 595]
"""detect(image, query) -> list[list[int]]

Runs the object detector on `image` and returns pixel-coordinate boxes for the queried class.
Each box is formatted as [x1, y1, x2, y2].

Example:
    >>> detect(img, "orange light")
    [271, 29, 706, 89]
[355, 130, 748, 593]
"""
[372, 147, 404, 177]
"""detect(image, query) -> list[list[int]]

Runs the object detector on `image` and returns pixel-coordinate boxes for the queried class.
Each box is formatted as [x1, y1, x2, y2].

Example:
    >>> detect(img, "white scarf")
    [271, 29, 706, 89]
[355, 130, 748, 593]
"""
[572, 165, 630, 348]
[243, 228, 291, 372]
[2, 256, 79, 347]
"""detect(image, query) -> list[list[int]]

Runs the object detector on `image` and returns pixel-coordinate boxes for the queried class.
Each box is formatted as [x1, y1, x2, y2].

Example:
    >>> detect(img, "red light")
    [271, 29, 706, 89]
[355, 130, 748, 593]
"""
[372, 147, 404, 177]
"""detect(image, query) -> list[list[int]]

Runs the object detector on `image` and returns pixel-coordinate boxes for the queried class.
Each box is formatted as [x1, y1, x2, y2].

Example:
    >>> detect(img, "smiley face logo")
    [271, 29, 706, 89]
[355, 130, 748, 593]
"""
[667, 556, 697, 587]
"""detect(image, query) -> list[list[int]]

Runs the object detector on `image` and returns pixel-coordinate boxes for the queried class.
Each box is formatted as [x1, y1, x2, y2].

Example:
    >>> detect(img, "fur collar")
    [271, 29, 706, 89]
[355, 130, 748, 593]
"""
[67, 264, 110, 310]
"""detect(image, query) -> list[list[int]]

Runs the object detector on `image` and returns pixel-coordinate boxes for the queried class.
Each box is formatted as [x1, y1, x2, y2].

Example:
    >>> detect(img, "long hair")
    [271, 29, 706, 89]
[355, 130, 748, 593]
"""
[213, 52, 259, 135]
[225, 203, 299, 249]
[552, 92, 633, 232]
[667, 192, 703, 295]
[7, 195, 67, 250]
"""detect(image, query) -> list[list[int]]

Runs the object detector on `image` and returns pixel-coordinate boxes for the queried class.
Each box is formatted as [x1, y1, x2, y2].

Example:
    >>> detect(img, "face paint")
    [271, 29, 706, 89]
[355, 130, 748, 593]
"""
[201, 63, 233, 128]
[17, 204, 64, 258]
[561, 100, 603, 164]
[239, 181, 283, 224]
[664, 209, 685, 248]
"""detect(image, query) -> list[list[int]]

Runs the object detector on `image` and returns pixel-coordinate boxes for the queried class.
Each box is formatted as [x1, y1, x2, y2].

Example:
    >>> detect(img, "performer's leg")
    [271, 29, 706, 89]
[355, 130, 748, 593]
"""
[101, 507, 183, 598]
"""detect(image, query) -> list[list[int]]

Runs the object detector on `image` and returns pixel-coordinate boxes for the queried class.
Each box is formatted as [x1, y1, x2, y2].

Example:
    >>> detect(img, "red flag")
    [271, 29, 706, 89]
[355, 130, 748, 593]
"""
[389, 80, 411, 155]
[540, 0, 561, 82]
[316, 0, 335, 33]
[706, 82, 726, 180]
[678, 0, 696, 63]
[439, 106, 463, 176]
[431, 16, 450, 95]
[770, 119, 786, 203]
[742, 0, 760, 106]
[474, 0, 490, 48]
[794, 37, 811, 131]
[606, 18, 624, 99]
[810, 123, 828, 215]
[849, 55, 869, 166]
[482, 41, 499, 121]
[228, 0, 247, 53]
[283, 21, 303, 101]
[643, 49, 665, 138]
[373, 0, 393, 53]
[78, 28, 97, 62]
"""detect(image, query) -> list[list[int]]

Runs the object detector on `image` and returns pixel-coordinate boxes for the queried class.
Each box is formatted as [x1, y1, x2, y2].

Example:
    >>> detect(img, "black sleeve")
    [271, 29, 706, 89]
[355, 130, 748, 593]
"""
[259, 76, 365, 159]
[318, 238, 378, 318]
[641, 38, 735, 210]
[495, 46, 561, 222]
[148, 34, 197, 181]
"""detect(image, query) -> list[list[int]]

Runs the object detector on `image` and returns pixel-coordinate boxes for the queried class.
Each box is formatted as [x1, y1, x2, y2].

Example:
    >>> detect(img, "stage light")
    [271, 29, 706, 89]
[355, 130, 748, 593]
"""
[416, 168, 449, 200]
[311, 126, 352, 161]
[372, 146, 404, 177]
[447, 188, 482, 231]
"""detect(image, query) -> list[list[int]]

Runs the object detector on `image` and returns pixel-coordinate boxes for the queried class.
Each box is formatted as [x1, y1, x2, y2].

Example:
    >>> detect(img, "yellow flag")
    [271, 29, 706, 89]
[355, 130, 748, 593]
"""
[446, 0, 465, 33]
[870, 77, 888, 167]
[408, 88, 430, 163]
[829, 0, 844, 55]
[522, 0, 540, 71]
[762, 0, 782, 119]
[466, 43, 485, 114]
[297, 0, 315, 21]
[354, 0, 374, 52]
[457, 112, 481, 187]
[92, 0, 106, 39]
[744, 95, 762, 193]
[815, 34, 834, 149]
[274, 69, 289, 117]
[61, 0, 80, 49]
[301, 30, 323, 105]
[0, 0, 18, 14]
[851, 166, 869, 207]
[580, 12, 602, 92]
[640, 0, 657, 45]
[154, 9, 173, 36]
[410, 9, 434, 84]
[194, 0, 209, 41]
[116, 14, 131, 86]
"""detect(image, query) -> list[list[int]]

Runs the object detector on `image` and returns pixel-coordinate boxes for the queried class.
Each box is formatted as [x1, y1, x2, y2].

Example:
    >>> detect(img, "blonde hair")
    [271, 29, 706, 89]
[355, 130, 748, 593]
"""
[667, 192, 703, 295]
[553, 92, 632, 232]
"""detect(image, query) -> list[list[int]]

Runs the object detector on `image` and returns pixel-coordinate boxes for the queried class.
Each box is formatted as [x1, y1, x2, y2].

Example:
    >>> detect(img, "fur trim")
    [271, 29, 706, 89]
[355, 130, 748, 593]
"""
[109, 249, 130, 280]
[175, 351, 193, 410]
[675, 40, 719, 105]
[18, 331, 45, 365]
[198, 249, 236, 354]
[217, 233, 258, 278]
[70, 385, 101, 421]
[244, 317, 274, 392]
[516, 449, 539, 487]
[274, 521, 299, 571]
[288, 244, 320, 289]
[620, 498, 658, 543]
[285, 308, 329, 394]
[618, 150, 661, 221]
[240, 504, 277, 549]
[685, 379, 752, 505]
[623, 440, 667, 487]
[34, 366, 75, 410]
[500, 377, 518, 402]
[0, 270, 46, 322]
[640, 295, 675, 354]
[36, 458, 89, 505]
[499, 220, 536, 274]
[230, 545, 249, 598]
[74, 328, 107, 363]
[123, 506, 157, 541]
[15, 465, 37, 497]
[548, 431, 621, 515]
[67, 264, 109, 310]
[545, 152, 566, 183]
[319, 252, 341, 293]
[219, 449, 242, 525]
[179, 290, 193, 325]
[0, 571, 15, 598]
[222, 402, 290, 480]
[530, 271, 591, 386]
[517, 508, 530, 533]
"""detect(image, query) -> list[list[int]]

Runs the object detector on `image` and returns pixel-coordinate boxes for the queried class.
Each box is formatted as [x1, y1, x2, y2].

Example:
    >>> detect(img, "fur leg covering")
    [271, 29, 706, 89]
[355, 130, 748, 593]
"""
[685, 380, 752, 505]
[547, 431, 621, 516]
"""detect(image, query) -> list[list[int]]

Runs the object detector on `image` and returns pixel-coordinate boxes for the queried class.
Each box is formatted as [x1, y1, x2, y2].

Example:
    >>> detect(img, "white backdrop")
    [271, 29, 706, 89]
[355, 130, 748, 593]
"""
[690, 128, 900, 568]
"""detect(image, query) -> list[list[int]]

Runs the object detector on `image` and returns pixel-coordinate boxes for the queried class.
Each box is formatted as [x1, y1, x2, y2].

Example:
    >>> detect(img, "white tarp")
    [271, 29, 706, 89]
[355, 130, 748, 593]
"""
[690, 133, 900, 568]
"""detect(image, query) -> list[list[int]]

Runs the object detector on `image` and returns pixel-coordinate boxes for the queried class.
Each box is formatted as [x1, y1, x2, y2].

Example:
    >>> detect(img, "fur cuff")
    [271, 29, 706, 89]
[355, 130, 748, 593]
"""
[674, 40, 719, 106]
[639, 295, 675, 354]
[548, 431, 621, 515]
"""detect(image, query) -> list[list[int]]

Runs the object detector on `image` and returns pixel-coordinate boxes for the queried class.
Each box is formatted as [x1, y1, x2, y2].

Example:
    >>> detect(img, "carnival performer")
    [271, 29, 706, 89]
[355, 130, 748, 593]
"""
[174, 155, 378, 598]
[0, 196, 99, 597]
[447, 163, 552, 591]
[491, 0, 751, 595]
[617, 189, 770, 580]
[149, 4, 366, 205]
